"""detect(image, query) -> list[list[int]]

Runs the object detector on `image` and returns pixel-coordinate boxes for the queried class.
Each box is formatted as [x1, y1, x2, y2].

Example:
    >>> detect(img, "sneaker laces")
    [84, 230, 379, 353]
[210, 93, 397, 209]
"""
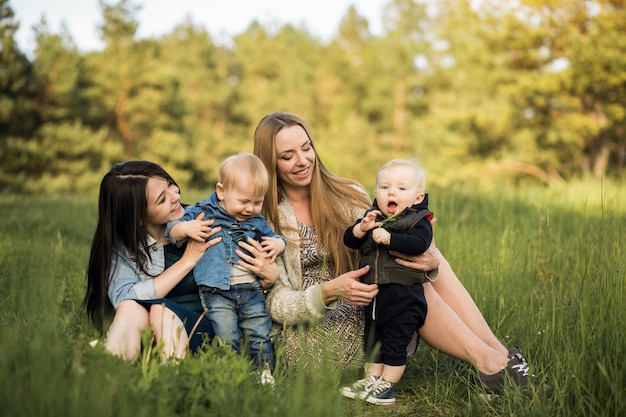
[510, 354, 530, 377]
[352, 374, 377, 391]
[367, 377, 393, 396]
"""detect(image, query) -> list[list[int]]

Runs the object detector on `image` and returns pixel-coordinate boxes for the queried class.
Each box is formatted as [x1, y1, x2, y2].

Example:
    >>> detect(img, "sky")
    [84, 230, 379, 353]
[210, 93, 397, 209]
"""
[11, 0, 388, 55]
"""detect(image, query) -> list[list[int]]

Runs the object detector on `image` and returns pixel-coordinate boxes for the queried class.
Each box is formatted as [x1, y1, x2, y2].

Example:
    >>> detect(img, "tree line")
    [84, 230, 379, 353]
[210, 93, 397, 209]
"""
[1, 0, 624, 194]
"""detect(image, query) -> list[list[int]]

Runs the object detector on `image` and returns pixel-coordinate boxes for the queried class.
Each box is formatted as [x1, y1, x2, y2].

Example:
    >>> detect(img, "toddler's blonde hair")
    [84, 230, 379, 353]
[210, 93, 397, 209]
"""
[218, 153, 269, 196]
[377, 158, 426, 193]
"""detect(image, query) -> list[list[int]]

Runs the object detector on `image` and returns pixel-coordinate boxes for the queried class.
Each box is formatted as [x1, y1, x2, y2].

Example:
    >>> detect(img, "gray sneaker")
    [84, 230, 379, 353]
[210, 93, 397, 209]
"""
[508, 347, 524, 360]
[339, 374, 377, 399]
[479, 352, 530, 392]
[361, 378, 396, 405]
[509, 347, 535, 379]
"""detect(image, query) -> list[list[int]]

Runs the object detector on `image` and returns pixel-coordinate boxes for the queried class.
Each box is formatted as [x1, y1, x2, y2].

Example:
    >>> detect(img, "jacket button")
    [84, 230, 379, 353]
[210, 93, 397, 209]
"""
[152, 244, 159, 251]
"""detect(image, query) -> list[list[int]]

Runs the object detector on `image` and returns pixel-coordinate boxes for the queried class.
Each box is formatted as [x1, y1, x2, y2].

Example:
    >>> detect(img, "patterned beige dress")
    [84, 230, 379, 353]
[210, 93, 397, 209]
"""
[279, 222, 364, 372]
[266, 200, 366, 374]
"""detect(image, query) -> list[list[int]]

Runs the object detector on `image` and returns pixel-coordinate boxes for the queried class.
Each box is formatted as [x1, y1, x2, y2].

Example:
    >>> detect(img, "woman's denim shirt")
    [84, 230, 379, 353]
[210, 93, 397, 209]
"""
[164, 192, 285, 290]
[107, 234, 163, 308]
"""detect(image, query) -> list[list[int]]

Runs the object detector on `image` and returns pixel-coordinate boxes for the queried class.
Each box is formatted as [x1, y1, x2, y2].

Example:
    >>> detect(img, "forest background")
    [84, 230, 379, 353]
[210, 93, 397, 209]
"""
[1, 0, 625, 195]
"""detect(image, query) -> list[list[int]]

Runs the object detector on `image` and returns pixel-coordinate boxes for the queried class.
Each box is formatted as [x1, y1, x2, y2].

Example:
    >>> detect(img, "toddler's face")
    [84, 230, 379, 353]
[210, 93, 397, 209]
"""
[217, 182, 264, 222]
[375, 165, 424, 217]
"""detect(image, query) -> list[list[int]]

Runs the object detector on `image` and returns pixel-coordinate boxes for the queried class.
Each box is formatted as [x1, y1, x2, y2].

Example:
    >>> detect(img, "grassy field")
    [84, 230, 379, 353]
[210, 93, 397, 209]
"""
[0, 181, 624, 417]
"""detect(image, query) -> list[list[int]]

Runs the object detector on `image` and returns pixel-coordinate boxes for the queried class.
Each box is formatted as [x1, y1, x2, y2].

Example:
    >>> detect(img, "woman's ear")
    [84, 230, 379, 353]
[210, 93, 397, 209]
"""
[216, 183, 225, 200]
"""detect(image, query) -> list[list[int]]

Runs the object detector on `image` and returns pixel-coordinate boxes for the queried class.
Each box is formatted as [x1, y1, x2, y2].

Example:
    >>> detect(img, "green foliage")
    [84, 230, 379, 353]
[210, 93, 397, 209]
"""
[0, 121, 119, 193]
[1, 0, 625, 193]
[32, 18, 89, 122]
[0, 0, 37, 137]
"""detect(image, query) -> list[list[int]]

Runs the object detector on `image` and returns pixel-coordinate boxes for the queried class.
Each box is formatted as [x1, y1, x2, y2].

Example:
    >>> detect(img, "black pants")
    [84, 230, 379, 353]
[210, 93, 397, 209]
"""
[364, 283, 427, 366]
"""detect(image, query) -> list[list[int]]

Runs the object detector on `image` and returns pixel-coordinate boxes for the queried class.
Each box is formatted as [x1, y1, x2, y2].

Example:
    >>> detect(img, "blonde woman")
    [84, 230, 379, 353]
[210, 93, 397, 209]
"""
[251, 112, 530, 394]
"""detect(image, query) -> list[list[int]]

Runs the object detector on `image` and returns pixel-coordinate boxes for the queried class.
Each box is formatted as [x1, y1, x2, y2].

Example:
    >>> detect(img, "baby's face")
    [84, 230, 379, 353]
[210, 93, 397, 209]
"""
[375, 165, 424, 217]
[217, 182, 264, 222]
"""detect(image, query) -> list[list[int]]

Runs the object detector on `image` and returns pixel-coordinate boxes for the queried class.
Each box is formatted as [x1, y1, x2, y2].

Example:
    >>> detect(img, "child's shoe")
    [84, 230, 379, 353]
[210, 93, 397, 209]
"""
[260, 364, 275, 386]
[339, 374, 377, 399]
[361, 377, 396, 405]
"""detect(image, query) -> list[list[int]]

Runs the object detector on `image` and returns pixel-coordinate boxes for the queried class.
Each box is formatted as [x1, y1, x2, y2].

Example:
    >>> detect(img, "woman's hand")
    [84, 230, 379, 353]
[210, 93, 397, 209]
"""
[322, 265, 378, 306]
[154, 223, 221, 298]
[180, 221, 222, 264]
[391, 215, 440, 270]
[236, 238, 280, 288]
[391, 243, 440, 271]
[177, 212, 217, 242]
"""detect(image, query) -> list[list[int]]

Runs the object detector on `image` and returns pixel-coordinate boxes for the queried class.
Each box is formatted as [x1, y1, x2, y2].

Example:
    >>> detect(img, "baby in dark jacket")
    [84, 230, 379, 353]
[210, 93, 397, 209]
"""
[341, 158, 434, 405]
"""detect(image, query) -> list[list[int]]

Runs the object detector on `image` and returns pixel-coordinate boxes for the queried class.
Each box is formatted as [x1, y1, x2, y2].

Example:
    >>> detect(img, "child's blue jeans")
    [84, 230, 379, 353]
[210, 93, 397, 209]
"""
[199, 281, 274, 371]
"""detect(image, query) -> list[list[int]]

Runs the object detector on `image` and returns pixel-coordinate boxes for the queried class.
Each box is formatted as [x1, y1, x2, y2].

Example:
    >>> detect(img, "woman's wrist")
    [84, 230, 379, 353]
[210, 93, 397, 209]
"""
[260, 277, 275, 290]
[258, 262, 279, 288]
[177, 254, 197, 273]
[320, 281, 337, 305]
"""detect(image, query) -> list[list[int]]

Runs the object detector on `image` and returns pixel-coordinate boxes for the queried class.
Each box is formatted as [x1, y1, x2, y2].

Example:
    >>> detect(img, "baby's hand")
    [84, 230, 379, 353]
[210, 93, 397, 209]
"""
[372, 228, 391, 246]
[261, 237, 286, 263]
[359, 210, 381, 233]
[175, 215, 214, 242]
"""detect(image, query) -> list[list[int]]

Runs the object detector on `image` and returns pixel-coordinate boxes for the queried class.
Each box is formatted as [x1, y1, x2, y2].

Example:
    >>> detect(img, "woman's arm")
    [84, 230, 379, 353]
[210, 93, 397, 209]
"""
[320, 265, 376, 306]
[107, 251, 154, 308]
[108, 229, 221, 308]
[265, 264, 376, 325]
[235, 238, 324, 325]
[265, 275, 329, 325]
[152, 237, 219, 297]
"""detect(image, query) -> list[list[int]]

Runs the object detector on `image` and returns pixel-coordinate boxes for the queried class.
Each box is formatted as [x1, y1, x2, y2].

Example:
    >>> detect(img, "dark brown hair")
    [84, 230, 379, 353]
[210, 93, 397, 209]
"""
[83, 161, 177, 332]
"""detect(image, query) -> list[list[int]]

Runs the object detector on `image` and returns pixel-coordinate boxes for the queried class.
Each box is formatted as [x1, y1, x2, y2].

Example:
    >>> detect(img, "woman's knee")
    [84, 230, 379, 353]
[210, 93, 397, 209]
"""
[149, 303, 171, 320]
[115, 300, 150, 329]
[105, 300, 148, 360]
[148, 304, 183, 330]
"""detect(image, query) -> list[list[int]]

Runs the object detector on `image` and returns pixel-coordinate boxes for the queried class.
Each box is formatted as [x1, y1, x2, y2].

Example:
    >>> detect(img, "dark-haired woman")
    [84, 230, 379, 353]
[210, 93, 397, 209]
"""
[83, 161, 280, 360]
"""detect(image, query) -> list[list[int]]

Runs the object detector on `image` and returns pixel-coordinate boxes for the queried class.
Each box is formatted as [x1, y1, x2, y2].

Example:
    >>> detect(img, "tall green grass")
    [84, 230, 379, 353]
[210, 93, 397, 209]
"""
[0, 181, 623, 417]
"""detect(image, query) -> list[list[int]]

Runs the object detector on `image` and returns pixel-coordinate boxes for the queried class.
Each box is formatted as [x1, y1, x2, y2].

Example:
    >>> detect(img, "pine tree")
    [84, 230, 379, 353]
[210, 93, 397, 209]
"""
[0, 0, 37, 138]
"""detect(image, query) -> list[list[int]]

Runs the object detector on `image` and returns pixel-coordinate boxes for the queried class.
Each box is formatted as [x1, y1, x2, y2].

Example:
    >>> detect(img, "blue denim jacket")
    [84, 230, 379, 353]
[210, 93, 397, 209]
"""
[108, 234, 163, 308]
[165, 192, 285, 290]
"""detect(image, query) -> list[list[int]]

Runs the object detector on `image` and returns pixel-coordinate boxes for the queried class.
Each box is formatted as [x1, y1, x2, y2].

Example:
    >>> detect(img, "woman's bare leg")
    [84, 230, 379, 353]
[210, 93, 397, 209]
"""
[149, 304, 189, 360]
[419, 284, 508, 375]
[105, 300, 149, 360]
[429, 246, 509, 356]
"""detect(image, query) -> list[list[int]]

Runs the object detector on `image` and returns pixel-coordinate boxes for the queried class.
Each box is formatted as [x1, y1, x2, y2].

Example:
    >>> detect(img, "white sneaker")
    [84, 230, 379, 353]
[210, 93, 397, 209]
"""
[339, 374, 377, 399]
[361, 378, 396, 405]
[260, 369, 275, 386]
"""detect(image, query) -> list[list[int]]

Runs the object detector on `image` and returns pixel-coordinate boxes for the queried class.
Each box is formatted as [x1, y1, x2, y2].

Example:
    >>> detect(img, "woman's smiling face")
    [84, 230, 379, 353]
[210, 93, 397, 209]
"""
[145, 177, 184, 227]
[274, 125, 316, 191]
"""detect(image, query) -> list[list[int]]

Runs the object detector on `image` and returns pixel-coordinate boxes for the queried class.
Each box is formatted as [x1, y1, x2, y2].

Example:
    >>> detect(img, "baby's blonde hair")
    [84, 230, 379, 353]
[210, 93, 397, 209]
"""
[218, 153, 269, 196]
[377, 158, 426, 192]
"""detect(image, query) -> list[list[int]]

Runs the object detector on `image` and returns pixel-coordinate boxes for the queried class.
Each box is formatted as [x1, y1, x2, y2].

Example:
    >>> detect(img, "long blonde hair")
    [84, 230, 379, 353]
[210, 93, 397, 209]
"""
[253, 112, 371, 276]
